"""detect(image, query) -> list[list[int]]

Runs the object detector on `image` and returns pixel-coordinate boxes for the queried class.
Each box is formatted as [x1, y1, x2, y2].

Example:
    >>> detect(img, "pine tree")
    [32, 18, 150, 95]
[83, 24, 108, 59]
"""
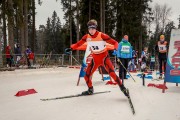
[44, 17, 52, 53]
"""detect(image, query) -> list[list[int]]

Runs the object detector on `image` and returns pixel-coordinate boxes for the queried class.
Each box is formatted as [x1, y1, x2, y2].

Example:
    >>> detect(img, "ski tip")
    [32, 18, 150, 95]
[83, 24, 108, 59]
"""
[40, 99, 47, 101]
[133, 111, 135, 115]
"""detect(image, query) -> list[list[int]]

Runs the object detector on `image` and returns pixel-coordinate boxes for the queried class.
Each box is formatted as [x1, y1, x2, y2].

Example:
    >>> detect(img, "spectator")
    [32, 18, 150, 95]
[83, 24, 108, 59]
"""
[5, 46, 12, 68]
[141, 47, 149, 72]
[14, 43, 21, 65]
[150, 53, 155, 71]
[117, 35, 133, 79]
[25, 46, 32, 67]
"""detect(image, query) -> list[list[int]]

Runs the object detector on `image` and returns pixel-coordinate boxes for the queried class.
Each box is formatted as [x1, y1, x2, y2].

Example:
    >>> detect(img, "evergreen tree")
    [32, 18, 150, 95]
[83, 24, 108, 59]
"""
[44, 17, 52, 53]
[164, 21, 176, 43]
[43, 11, 67, 54]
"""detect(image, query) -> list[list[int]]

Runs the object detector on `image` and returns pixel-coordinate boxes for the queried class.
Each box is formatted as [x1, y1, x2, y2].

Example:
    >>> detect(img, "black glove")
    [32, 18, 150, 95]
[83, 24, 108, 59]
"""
[120, 84, 129, 97]
[65, 48, 72, 52]
[65, 48, 72, 54]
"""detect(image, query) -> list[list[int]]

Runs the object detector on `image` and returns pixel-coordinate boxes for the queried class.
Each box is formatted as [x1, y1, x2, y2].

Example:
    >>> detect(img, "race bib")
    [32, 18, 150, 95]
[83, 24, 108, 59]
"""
[151, 57, 155, 62]
[158, 45, 167, 51]
[121, 46, 130, 53]
[88, 41, 106, 52]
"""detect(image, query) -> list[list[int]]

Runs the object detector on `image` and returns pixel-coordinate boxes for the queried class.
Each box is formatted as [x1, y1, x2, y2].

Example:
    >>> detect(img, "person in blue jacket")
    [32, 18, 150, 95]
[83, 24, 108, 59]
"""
[140, 47, 149, 72]
[117, 35, 132, 79]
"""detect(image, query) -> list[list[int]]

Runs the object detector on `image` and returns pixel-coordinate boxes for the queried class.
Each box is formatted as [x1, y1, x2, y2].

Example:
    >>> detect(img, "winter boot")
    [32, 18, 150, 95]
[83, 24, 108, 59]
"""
[82, 87, 94, 95]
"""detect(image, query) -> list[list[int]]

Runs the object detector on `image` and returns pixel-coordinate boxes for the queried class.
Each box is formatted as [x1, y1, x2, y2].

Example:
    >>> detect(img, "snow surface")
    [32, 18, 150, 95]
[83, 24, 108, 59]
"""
[0, 67, 180, 120]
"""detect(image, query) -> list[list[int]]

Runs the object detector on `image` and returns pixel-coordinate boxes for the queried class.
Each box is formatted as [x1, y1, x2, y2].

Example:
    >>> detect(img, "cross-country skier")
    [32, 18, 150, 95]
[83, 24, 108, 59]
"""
[65, 19, 129, 97]
[155, 35, 169, 79]
[150, 53, 155, 71]
[140, 47, 149, 72]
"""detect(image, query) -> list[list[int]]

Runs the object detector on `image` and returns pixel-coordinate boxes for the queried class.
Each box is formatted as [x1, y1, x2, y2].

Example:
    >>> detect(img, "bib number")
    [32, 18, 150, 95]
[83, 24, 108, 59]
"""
[121, 46, 130, 53]
[92, 46, 99, 50]
[151, 58, 155, 62]
[88, 41, 106, 52]
[158, 45, 166, 51]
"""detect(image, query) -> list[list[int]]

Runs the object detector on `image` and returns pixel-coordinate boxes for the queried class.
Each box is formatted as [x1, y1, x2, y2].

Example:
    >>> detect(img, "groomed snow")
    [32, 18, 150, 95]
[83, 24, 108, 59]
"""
[0, 67, 180, 120]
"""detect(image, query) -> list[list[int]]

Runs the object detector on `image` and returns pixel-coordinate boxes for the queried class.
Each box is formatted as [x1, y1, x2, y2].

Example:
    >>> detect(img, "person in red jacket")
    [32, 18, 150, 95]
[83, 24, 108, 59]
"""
[28, 52, 34, 67]
[5, 46, 12, 67]
[66, 19, 129, 97]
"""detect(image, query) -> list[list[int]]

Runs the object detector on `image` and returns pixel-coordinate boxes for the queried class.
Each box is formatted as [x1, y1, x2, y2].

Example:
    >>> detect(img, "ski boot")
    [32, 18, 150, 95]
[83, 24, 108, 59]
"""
[82, 87, 94, 95]
[120, 84, 129, 97]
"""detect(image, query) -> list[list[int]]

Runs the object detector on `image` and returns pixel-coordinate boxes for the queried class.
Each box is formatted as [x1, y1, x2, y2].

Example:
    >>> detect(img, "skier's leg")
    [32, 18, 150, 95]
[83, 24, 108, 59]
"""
[84, 59, 99, 88]
[83, 59, 99, 95]
[103, 55, 129, 97]
[159, 58, 163, 77]
[163, 58, 167, 73]
[141, 62, 146, 72]
[104, 59, 122, 85]
[152, 62, 155, 71]
[150, 62, 153, 71]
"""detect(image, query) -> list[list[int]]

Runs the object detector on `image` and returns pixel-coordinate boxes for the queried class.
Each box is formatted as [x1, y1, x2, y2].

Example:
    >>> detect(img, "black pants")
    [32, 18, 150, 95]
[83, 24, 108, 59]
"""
[6, 58, 12, 67]
[150, 62, 155, 71]
[27, 58, 30, 67]
[118, 58, 129, 79]
[158, 57, 167, 75]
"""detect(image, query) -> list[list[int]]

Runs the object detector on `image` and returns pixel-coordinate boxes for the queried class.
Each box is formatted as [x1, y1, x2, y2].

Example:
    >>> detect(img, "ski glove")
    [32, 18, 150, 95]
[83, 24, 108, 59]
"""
[112, 50, 117, 56]
[65, 48, 72, 55]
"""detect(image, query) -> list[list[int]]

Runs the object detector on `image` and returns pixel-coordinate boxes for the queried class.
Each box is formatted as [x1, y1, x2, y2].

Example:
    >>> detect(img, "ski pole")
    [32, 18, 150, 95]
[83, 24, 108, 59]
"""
[117, 59, 136, 82]
[71, 55, 81, 65]
[142, 73, 145, 86]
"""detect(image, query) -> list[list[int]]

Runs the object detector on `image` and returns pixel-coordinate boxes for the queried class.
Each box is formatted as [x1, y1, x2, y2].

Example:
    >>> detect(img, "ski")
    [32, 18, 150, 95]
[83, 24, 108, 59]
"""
[127, 89, 135, 115]
[40, 91, 111, 101]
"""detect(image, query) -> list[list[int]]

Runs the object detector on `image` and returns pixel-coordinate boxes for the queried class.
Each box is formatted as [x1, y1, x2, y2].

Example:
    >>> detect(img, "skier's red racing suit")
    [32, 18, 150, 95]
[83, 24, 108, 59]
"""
[71, 31, 123, 88]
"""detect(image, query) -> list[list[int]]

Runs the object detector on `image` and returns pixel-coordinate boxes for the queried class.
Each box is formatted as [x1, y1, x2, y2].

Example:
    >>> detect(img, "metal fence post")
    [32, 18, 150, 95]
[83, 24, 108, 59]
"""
[70, 52, 72, 66]
[62, 54, 64, 66]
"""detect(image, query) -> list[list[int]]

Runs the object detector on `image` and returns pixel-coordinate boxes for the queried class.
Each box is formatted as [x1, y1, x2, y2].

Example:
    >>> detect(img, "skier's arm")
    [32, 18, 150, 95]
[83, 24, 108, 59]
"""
[71, 35, 87, 50]
[101, 33, 118, 50]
